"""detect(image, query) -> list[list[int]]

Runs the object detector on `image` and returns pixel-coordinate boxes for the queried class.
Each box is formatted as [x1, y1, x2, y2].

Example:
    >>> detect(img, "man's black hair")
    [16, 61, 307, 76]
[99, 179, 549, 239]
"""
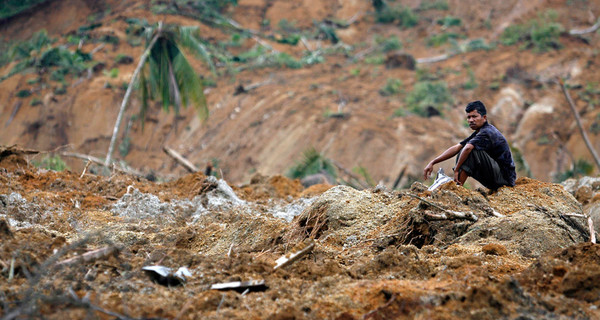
[465, 100, 487, 116]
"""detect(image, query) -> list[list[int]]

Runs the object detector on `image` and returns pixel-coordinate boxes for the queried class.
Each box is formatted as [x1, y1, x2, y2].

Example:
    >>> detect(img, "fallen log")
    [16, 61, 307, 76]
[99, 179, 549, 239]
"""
[56, 246, 120, 266]
[162, 146, 198, 173]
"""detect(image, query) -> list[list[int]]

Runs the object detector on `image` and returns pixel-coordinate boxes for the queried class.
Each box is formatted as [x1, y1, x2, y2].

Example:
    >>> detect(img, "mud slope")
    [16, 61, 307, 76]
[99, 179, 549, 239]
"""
[1, 0, 600, 185]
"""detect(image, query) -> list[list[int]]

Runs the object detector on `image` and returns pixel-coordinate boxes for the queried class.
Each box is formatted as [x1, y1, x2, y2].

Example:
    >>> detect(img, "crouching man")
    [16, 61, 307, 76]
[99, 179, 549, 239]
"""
[423, 100, 516, 190]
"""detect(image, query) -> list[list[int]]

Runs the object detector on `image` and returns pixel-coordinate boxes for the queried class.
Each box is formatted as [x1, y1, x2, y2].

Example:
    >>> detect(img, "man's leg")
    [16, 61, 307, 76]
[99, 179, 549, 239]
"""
[457, 169, 468, 186]
[455, 149, 508, 190]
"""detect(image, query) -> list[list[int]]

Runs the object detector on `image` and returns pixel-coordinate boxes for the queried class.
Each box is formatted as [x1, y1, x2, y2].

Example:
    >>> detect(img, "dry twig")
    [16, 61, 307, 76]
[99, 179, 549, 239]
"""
[56, 246, 120, 266]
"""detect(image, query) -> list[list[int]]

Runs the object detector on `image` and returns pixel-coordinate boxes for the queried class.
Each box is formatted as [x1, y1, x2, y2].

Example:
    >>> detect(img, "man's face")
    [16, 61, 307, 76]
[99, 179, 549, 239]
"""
[466, 110, 486, 130]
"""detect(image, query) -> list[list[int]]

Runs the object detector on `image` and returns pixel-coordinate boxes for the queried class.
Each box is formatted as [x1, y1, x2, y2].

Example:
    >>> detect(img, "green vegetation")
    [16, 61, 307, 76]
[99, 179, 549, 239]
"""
[103, 68, 120, 78]
[500, 10, 564, 52]
[578, 82, 600, 109]
[380, 78, 403, 96]
[419, 0, 449, 11]
[287, 148, 337, 180]
[16, 90, 31, 98]
[376, 35, 402, 52]
[405, 81, 453, 117]
[353, 165, 375, 187]
[374, 4, 419, 28]
[511, 146, 531, 177]
[33, 154, 69, 171]
[0, 0, 50, 20]
[554, 159, 594, 182]
[427, 32, 465, 47]
[30, 98, 42, 106]
[462, 66, 478, 90]
[437, 16, 461, 28]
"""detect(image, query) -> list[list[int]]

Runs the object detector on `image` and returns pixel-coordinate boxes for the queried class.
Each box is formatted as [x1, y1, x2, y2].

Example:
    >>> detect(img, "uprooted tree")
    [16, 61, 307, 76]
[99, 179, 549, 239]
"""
[105, 22, 209, 167]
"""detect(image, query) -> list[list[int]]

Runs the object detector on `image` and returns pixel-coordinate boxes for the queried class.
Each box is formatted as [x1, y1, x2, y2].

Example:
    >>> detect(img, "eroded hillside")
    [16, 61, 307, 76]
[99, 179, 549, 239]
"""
[1, 0, 600, 186]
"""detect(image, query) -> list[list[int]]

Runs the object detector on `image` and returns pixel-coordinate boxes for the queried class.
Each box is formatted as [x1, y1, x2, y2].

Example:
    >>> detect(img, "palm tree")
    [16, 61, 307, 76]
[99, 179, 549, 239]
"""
[105, 22, 209, 167]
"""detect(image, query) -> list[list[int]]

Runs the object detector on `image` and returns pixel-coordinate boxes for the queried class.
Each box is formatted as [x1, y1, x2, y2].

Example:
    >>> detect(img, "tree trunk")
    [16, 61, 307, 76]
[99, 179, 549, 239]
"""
[558, 78, 600, 171]
[105, 23, 162, 167]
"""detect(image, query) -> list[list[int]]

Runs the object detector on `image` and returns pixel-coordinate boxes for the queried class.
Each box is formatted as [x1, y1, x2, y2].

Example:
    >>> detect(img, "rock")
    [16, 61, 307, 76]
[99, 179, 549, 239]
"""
[489, 87, 524, 134]
[575, 185, 593, 204]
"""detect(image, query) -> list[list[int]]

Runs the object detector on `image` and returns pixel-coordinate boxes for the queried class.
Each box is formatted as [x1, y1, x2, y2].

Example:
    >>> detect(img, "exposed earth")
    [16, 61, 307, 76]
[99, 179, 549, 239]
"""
[1, 0, 600, 184]
[1, 146, 600, 319]
[2, 1, 600, 319]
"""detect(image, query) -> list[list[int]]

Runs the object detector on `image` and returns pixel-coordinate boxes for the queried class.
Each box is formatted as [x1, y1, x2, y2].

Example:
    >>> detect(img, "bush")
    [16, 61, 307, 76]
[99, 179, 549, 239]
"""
[380, 78, 403, 96]
[16, 90, 31, 98]
[376, 6, 419, 28]
[419, 0, 449, 10]
[427, 32, 464, 47]
[437, 16, 461, 27]
[406, 81, 453, 117]
[377, 35, 402, 52]
[0, 0, 50, 20]
[287, 148, 337, 180]
[500, 10, 564, 52]
[34, 154, 69, 171]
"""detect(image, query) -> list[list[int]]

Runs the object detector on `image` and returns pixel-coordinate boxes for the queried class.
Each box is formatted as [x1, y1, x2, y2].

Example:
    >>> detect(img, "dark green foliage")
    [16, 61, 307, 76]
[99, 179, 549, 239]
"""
[554, 159, 594, 182]
[287, 148, 337, 180]
[318, 24, 339, 44]
[0, 0, 50, 20]
[465, 38, 494, 52]
[500, 10, 564, 52]
[375, 5, 419, 28]
[16, 90, 31, 98]
[406, 81, 453, 117]
[437, 16, 461, 27]
[137, 24, 208, 125]
[578, 82, 600, 108]
[9, 30, 53, 60]
[30, 98, 42, 106]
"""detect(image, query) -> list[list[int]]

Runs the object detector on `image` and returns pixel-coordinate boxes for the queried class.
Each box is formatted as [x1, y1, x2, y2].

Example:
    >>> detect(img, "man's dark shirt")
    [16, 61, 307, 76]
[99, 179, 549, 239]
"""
[460, 122, 516, 186]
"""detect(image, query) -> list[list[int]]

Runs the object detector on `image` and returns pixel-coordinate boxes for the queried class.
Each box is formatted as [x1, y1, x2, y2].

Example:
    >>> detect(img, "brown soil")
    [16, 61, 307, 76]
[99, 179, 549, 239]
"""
[1, 0, 600, 185]
[1, 149, 599, 319]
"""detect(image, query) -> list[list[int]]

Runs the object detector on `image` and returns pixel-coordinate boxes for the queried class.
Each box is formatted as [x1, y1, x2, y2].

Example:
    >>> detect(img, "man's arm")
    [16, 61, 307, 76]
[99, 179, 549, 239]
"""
[453, 143, 474, 183]
[423, 143, 463, 179]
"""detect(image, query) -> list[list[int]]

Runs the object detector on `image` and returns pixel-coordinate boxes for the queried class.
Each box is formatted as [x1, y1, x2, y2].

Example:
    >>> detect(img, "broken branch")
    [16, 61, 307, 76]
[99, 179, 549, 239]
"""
[558, 78, 600, 171]
[401, 193, 478, 221]
[569, 19, 600, 35]
[56, 246, 120, 266]
[162, 146, 198, 173]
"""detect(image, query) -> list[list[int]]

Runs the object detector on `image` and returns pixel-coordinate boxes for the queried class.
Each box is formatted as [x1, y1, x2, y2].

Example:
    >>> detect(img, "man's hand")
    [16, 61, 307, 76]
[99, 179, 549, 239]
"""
[423, 162, 434, 180]
[453, 170, 461, 185]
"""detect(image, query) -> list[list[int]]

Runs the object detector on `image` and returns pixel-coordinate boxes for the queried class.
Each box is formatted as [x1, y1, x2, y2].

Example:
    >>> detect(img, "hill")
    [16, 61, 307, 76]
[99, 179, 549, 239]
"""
[1, 0, 600, 185]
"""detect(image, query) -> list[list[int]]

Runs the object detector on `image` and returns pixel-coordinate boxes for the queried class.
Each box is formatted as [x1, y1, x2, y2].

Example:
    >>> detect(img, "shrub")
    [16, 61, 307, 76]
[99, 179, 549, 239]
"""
[406, 81, 453, 117]
[0, 0, 50, 20]
[377, 35, 402, 52]
[376, 6, 419, 28]
[419, 0, 449, 11]
[500, 10, 564, 52]
[34, 154, 69, 171]
[30, 98, 42, 106]
[103, 68, 119, 78]
[437, 16, 461, 27]
[462, 67, 478, 90]
[287, 148, 337, 180]
[16, 90, 31, 98]
[380, 78, 403, 96]
[427, 32, 464, 47]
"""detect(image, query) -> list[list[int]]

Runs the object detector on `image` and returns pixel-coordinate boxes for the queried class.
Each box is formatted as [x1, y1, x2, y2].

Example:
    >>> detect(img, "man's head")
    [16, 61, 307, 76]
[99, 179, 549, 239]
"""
[465, 100, 487, 130]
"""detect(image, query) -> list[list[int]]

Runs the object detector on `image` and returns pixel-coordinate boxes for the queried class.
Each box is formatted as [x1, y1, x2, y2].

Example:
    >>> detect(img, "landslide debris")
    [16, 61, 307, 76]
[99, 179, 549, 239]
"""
[0, 148, 598, 319]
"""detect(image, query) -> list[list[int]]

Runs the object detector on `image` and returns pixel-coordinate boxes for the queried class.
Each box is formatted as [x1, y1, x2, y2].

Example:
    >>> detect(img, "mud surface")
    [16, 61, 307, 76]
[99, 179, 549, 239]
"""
[1, 150, 599, 320]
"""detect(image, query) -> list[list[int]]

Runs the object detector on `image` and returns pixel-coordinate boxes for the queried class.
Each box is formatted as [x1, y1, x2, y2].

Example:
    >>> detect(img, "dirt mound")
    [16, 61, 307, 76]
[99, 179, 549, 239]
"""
[289, 178, 588, 258]
[0, 163, 598, 319]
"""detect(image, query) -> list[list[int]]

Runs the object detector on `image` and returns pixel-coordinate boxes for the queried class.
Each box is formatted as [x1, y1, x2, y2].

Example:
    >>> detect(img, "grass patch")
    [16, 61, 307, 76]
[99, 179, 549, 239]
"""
[287, 148, 337, 180]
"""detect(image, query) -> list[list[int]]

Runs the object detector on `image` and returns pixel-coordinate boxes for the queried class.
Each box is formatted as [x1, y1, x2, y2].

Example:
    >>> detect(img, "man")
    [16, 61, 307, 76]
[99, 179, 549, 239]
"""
[423, 100, 516, 190]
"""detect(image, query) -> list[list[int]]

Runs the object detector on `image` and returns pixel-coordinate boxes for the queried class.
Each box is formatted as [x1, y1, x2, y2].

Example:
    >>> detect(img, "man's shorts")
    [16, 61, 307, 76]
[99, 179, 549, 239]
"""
[456, 149, 510, 190]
